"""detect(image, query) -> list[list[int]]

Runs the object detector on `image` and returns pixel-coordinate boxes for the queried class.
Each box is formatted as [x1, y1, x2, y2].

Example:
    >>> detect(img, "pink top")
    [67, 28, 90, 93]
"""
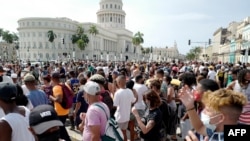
[82, 102, 110, 141]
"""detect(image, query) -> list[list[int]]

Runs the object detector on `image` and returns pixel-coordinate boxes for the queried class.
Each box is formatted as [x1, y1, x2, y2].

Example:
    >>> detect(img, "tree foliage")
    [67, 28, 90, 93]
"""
[132, 31, 144, 46]
[47, 30, 57, 43]
[71, 25, 89, 50]
[185, 46, 202, 60]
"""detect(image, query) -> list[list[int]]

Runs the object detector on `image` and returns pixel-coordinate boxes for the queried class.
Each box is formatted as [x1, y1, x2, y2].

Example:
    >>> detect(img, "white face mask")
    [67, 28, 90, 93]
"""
[201, 112, 221, 132]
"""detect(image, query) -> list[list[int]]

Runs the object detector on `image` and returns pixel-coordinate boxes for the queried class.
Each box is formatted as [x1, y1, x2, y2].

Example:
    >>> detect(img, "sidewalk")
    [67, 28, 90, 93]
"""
[66, 126, 183, 141]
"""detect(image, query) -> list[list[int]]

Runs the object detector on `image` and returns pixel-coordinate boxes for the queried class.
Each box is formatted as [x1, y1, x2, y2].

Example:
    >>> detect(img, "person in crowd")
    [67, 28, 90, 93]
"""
[126, 80, 138, 141]
[132, 89, 162, 141]
[24, 74, 49, 107]
[50, 72, 71, 141]
[29, 104, 65, 141]
[114, 75, 136, 141]
[155, 69, 168, 99]
[207, 66, 216, 81]
[74, 77, 88, 130]
[0, 66, 14, 83]
[179, 88, 247, 140]
[0, 82, 35, 141]
[41, 75, 53, 106]
[81, 81, 110, 141]
[227, 69, 250, 124]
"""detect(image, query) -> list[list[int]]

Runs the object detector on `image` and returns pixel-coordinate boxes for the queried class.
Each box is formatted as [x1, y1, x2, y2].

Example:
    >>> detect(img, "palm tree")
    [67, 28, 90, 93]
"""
[47, 30, 57, 59]
[132, 31, 144, 46]
[71, 25, 89, 51]
[88, 25, 99, 59]
[47, 30, 57, 43]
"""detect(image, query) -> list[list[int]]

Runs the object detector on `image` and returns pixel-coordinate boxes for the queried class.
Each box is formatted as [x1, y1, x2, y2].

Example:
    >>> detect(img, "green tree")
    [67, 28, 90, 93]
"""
[2, 30, 14, 44]
[145, 48, 150, 54]
[47, 30, 57, 43]
[88, 25, 99, 58]
[132, 31, 144, 46]
[186, 46, 202, 61]
[0, 28, 3, 38]
[71, 25, 89, 51]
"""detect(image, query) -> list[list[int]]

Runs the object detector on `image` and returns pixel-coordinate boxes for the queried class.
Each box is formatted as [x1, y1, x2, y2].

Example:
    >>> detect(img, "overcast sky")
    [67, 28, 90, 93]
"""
[1, 0, 250, 54]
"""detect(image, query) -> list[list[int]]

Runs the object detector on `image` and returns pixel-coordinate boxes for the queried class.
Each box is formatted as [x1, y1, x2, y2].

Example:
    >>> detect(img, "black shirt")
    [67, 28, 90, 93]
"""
[141, 108, 162, 141]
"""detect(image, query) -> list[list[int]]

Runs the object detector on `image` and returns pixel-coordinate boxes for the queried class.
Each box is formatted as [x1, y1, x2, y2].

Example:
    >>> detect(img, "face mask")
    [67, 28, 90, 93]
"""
[193, 90, 202, 101]
[37, 130, 60, 141]
[201, 112, 221, 132]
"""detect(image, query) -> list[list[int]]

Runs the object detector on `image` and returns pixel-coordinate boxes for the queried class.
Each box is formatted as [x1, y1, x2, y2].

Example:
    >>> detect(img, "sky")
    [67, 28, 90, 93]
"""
[1, 0, 250, 54]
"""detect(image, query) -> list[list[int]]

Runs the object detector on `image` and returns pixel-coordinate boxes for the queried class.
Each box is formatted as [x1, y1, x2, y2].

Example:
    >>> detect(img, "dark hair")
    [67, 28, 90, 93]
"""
[150, 79, 161, 90]
[238, 69, 250, 84]
[80, 77, 87, 85]
[15, 84, 29, 106]
[135, 75, 143, 83]
[156, 69, 164, 75]
[126, 80, 134, 90]
[42, 75, 51, 83]
[180, 72, 197, 87]
[145, 89, 161, 108]
[165, 76, 172, 84]
[199, 79, 219, 92]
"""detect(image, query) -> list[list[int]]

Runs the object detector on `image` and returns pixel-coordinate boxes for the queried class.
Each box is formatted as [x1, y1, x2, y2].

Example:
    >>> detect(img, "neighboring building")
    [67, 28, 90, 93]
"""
[151, 41, 180, 62]
[242, 23, 250, 63]
[17, 0, 134, 62]
[0, 42, 18, 62]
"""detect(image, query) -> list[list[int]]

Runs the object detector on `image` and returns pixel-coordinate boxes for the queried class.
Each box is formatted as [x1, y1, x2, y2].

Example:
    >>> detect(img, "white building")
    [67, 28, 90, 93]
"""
[17, 0, 134, 62]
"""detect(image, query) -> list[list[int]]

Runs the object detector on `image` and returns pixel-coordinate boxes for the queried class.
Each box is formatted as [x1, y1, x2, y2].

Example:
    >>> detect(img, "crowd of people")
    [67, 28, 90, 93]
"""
[0, 60, 249, 141]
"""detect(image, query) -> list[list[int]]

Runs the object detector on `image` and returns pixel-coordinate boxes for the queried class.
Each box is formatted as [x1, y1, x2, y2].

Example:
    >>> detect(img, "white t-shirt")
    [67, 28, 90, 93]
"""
[133, 83, 148, 110]
[21, 85, 30, 95]
[2, 75, 14, 83]
[1, 113, 35, 141]
[114, 88, 136, 123]
[207, 70, 216, 80]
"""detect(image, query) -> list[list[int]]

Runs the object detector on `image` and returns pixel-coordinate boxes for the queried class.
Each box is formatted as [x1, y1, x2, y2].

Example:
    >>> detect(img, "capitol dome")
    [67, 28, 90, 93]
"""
[97, 0, 126, 29]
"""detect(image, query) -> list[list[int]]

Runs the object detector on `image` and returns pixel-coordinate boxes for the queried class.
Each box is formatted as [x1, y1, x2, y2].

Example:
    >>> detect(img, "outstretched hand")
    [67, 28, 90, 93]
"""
[179, 85, 195, 109]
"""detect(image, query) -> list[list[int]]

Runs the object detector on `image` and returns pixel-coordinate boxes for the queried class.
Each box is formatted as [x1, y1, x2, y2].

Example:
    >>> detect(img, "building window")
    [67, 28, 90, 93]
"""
[102, 5, 104, 9]
[110, 4, 112, 8]
[33, 42, 36, 48]
[39, 42, 43, 49]
[32, 22, 35, 26]
[38, 22, 41, 26]
[110, 17, 112, 22]
[119, 5, 120, 9]
[106, 4, 108, 8]
[115, 4, 117, 9]
[45, 42, 49, 48]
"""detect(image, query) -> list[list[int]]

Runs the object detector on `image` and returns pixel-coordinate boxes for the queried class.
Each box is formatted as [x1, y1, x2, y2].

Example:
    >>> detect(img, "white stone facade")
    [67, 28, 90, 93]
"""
[17, 0, 134, 62]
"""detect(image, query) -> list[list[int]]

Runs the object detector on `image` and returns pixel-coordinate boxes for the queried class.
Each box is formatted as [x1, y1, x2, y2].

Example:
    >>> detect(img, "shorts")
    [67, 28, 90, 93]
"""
[118, 121, 129, 130]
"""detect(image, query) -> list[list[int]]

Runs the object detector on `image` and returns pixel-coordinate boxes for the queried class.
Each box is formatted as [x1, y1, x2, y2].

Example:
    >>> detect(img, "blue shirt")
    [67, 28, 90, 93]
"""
[27, 90, 49, 107]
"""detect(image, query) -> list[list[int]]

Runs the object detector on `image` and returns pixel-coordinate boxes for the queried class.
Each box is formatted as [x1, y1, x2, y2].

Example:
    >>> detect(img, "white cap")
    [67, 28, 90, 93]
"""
[83, 81, 101, 96]
[11, 73, 18, 78]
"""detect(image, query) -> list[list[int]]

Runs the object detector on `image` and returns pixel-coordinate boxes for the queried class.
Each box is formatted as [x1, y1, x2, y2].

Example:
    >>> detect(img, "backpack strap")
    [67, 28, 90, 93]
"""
[94, 104, 108, 120]
[94, 104, 123, 141]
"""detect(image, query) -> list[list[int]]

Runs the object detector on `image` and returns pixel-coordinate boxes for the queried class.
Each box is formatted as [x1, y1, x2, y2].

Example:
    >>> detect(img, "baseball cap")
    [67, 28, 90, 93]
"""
[24, 74, 36, 82]
[29, 105, 63, 135]
[89, 74, 106, 85]
[83, 81, 101, 96]
[11, 73, 18, 79]
[0, 82, 17, 102]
